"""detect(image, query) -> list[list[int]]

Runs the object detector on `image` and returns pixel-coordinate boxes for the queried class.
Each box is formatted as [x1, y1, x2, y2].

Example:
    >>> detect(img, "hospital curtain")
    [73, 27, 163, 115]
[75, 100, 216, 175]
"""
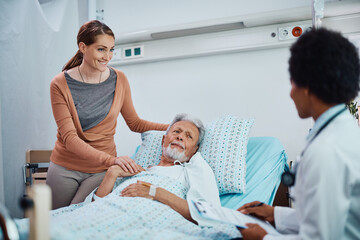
[0, 99, 4, 203]
[0, 0, 80, 217]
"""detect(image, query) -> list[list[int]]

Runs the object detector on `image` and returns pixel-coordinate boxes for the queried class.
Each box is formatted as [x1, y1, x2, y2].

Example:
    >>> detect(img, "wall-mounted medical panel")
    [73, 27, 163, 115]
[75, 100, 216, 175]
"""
[109, 20, 304, 66]
[278, 25, 312, 41]
[122, 45, 144, 59]
[109, 12, 360, 66]
[111, 0, 360, 45]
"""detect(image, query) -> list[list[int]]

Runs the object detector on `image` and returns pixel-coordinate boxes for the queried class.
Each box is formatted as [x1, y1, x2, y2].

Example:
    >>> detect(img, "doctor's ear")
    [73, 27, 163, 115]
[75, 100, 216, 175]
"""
[303, 87, 310, 96]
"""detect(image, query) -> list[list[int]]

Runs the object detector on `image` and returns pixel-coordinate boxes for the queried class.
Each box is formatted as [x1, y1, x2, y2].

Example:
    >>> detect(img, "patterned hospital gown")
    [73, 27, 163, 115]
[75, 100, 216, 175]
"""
[15, 171, 241, 240]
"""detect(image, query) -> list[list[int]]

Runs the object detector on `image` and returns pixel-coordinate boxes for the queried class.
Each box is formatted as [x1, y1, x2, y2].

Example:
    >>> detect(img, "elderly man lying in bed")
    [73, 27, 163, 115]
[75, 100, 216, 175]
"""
[14, 114, 240, 239]
[84, 113, 227, 226]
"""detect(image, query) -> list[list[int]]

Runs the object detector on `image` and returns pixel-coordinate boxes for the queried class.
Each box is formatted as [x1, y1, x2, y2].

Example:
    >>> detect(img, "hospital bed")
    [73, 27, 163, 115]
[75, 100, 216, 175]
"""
[21, 138, 289, 206]
[1, 116, 288, 239]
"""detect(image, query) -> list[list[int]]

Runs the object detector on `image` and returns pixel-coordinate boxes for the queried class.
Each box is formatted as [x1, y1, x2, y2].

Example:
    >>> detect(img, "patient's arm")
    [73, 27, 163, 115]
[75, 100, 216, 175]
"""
[155, 187, 196, 224]
[95, 165, 144, 198]
[121, 180, 197, 224]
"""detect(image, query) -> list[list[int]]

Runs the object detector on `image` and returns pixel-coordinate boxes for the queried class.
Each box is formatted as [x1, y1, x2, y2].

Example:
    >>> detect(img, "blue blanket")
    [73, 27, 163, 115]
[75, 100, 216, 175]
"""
[15, 172, 241, 240]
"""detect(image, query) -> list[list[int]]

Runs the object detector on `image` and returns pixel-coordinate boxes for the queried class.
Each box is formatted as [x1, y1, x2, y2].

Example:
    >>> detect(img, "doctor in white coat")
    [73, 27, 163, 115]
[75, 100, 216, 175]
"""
[237, 28, 360, 240]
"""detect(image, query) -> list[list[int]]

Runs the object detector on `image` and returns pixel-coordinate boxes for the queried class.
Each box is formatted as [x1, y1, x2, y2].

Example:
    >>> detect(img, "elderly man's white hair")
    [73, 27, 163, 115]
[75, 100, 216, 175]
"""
[166, 113, 205, 145]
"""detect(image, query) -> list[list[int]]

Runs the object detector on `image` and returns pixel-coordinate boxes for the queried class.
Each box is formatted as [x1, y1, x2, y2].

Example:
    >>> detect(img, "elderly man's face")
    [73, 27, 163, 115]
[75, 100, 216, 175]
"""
[162, 121, 200, 162]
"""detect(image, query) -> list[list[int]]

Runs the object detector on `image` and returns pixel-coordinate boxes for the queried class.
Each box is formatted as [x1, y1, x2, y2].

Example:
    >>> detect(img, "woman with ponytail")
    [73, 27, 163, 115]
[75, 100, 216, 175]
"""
[47, 20, 168, 209]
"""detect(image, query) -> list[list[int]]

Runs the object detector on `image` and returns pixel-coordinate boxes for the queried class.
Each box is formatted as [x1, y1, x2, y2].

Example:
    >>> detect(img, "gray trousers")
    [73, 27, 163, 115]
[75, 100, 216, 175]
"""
[46, 162, 106, 210]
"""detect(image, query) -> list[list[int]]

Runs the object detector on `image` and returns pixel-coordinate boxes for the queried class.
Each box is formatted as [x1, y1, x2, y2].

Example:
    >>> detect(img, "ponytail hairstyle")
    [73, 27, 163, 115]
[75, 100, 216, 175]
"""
[62, 20, 115, 71]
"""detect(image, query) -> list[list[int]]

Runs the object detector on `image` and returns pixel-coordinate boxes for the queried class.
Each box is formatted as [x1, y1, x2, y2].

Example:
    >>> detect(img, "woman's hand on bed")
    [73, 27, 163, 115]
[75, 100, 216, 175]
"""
[237, 201, 275, 224]
[120, 180, 153, 199]
[114, 156, 142, 174]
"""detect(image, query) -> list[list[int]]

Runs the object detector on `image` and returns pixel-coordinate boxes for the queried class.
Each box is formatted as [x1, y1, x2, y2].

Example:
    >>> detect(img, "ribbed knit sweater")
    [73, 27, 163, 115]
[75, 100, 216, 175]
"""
[50, 68, 168, 173]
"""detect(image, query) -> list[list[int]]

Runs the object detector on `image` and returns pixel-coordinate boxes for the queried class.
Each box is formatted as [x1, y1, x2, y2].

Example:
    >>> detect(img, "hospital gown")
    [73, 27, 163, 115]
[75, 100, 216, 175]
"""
[15, 154, 241, 240]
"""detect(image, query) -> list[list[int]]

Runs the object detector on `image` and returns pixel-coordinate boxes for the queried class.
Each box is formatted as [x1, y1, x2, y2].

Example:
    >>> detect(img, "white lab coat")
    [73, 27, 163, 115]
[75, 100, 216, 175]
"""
[265, 104, 360, 240]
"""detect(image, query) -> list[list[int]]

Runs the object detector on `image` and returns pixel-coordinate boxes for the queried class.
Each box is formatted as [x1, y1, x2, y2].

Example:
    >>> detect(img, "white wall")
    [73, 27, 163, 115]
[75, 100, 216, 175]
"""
[0, 99, 4, 203]
[103, 0, 331, 34]
[101, 0, 320, 160]
[101, 0, 359, 162]
[0, 0, 79, 217]
[113, 46, 313, 160]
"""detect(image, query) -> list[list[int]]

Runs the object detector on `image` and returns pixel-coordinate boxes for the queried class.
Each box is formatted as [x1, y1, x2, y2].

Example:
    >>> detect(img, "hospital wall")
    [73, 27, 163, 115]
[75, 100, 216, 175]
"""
[104, 0, 318, 161]
[112, 48, 312, 156]
[0, 101, 3, 203]
[0, 0, 358, 218]
[103, 0, 359, 164]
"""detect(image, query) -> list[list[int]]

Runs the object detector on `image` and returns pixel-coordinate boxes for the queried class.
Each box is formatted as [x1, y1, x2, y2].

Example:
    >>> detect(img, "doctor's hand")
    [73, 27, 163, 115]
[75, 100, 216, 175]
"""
[237, 201, 275, 225]
[120, 180, 153, 200]
[114, 156, 141, 174]
[239, 223, 267, 240]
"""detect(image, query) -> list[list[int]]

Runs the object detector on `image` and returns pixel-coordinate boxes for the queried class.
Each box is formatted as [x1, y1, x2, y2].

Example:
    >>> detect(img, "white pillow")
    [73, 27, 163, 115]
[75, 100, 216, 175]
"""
[134, 116, 254, 194]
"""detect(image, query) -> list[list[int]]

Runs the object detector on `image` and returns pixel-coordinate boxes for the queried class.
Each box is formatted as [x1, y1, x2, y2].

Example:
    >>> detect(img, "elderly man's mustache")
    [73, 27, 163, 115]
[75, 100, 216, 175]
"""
[170, 141, 185, 150]
[163, 141, 189, 163]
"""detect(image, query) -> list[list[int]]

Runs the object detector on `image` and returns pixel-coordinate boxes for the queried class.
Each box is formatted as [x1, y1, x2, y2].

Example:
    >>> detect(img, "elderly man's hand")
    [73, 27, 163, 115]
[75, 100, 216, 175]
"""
[239, 223, 267, 240]
[120, 180, 153, 199]
[114, 156, 141, 174]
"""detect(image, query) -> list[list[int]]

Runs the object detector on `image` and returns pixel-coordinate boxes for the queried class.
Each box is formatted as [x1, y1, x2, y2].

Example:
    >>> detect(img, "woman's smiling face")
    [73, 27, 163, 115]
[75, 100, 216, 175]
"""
[80, 34, 115, 72]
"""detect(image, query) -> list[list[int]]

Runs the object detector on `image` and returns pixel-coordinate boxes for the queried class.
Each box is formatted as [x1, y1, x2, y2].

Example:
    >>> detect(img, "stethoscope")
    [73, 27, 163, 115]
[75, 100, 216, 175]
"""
[281, 107, 347, 187]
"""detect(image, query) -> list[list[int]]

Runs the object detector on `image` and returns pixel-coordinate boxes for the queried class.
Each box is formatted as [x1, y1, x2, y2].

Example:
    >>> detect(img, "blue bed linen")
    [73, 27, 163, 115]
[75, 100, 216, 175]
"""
[220, 137, 288, 209]
[15, 172, 241, 240]
[130, 137, 288, 210]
